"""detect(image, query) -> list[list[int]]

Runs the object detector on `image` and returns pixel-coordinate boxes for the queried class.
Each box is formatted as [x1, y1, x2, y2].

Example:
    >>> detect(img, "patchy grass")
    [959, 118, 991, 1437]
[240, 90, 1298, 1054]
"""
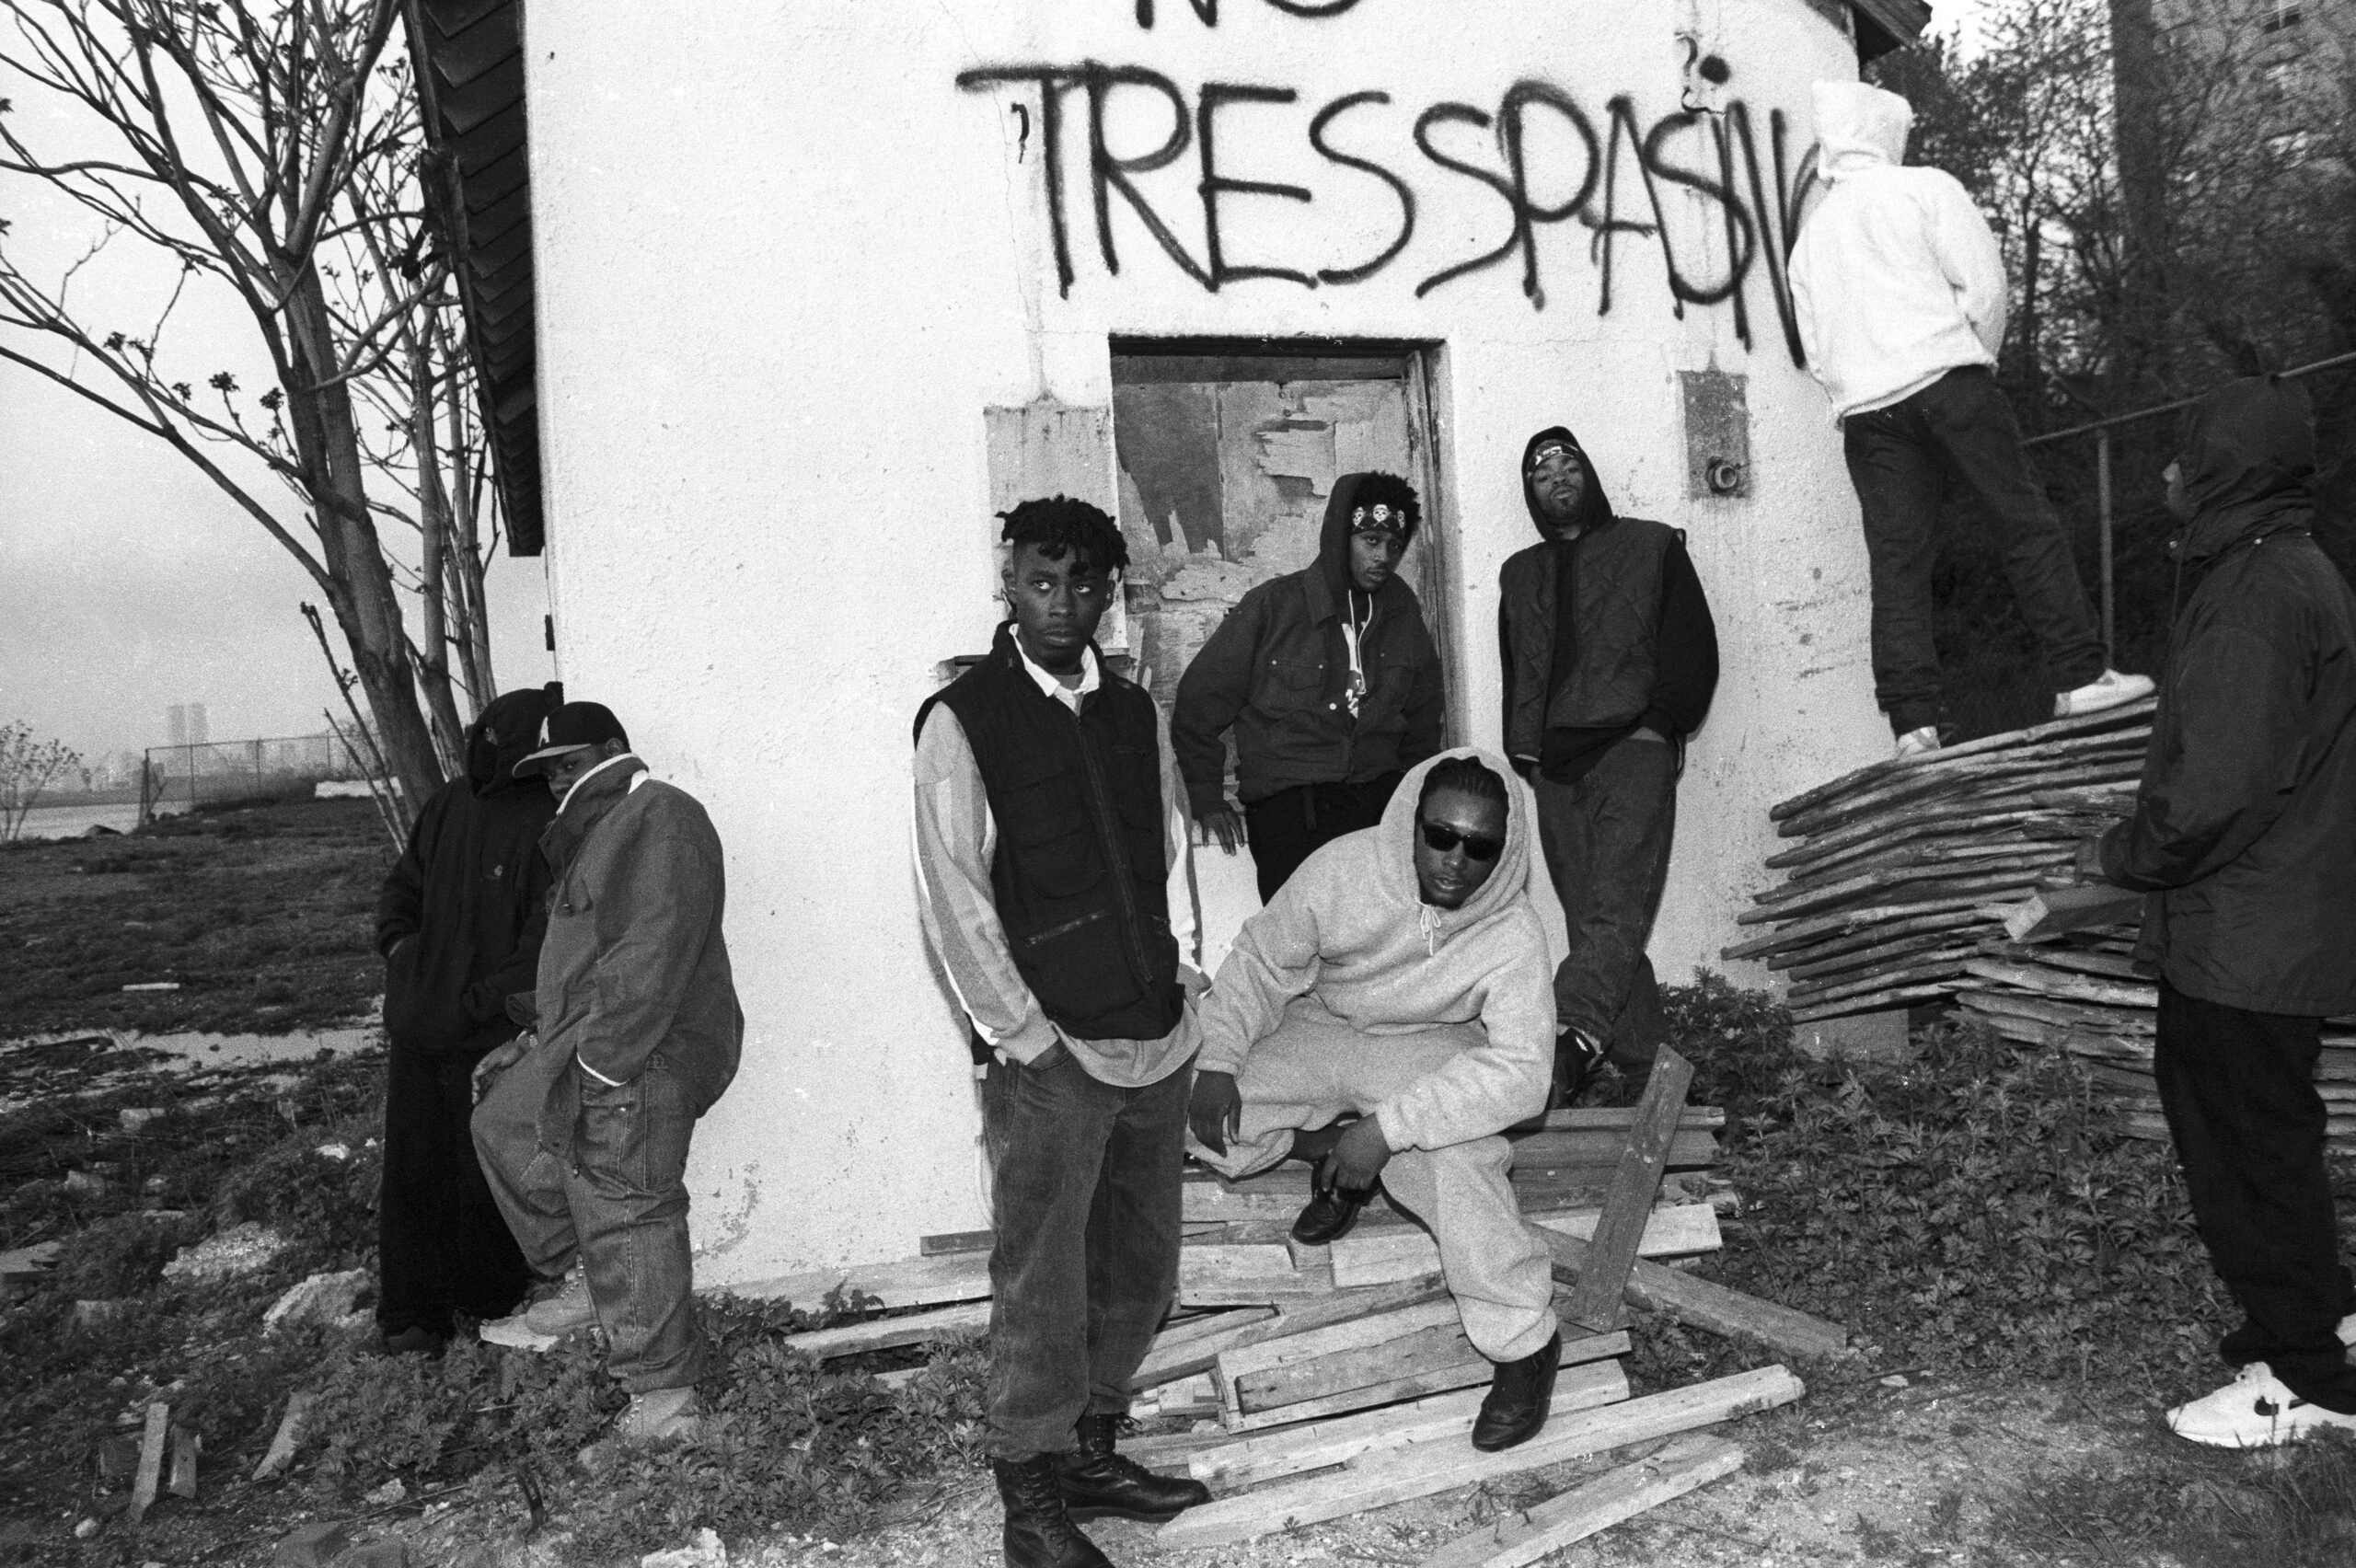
[0, 798, 389, 1038]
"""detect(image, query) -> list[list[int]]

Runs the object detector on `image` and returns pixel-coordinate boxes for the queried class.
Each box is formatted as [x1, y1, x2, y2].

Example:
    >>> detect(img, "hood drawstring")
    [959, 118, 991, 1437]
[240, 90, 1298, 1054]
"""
[1418, 903, 1438, 957]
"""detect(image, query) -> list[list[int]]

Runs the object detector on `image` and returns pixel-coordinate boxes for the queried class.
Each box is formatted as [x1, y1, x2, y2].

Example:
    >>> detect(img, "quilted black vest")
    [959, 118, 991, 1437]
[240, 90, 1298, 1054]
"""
[918, 624, 1183, 1043]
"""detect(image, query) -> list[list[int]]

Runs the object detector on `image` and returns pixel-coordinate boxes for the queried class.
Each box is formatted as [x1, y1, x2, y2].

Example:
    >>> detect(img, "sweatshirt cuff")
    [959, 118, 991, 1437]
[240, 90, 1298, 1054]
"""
[1195, 1035, 1250, 1079]
[1371, 1096, 1420, 1153]
[995, 1013, 1064, 1066]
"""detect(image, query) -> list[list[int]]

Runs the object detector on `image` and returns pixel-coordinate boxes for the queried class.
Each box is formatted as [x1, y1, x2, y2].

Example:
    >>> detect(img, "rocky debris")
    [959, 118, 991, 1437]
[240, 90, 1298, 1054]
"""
[63, 1169, 109, 1198]
[272, 1520, 352, 1568]
[162, 1221, 287, 1284]
[119, 1106, 161, 1132]
[363, 1478, 407, 1507]
[639, 1528, 728, 1568]
[330, 1541, 409, 1568]
[74, 1297, 136, 1332]
[263, 1269, 371, 1335]
[0, 1239, 61, 1298]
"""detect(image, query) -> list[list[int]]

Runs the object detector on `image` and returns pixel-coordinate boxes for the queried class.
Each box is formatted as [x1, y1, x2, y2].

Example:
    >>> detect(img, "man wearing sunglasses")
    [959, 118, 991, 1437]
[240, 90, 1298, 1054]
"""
[1173, 471, 1446, 902]
[1187, 750, 1563, 1453]
[1499, 426, 1718, 1105]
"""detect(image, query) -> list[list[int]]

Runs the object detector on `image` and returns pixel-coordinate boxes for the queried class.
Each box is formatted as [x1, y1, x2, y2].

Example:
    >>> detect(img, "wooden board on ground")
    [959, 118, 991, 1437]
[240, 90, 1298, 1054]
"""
[1192, 1358, 1632, 1491]
[731, 1249, 992, 1310]
[1542, 1229, 1848, 1362]
[1329, 1205, 1722, 1291]
[128, 1402, 167, 1526]
[1563, 1048, 1692, 1332]
[1156, 1366, 1806, 1551]
[781, 1300, 991, 1360]
[253, 1390, 313, 1481]
[1961, 957, 2156, 1009]
[1132, 1307, 1281, 1387]
[1416, 1432, 1746, 1568]
[1180, 1243, 1334, 1305]
[1954, 987, 2154, 1036]
[167, 1425, 198, 1499]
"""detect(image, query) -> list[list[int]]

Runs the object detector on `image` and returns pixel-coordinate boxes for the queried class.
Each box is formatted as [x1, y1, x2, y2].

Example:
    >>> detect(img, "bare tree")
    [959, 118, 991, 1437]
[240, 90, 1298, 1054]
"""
[0, 0, 502, 813]
[0, 720, 81, 840]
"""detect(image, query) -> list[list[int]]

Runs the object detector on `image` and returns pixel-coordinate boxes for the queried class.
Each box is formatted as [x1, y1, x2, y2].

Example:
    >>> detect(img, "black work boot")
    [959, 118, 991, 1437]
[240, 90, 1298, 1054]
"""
[992, 1453, 1112, 1568]
[1470, 1331, 1562, 1452]
[1289, 1183, 1371, 1245]
[1056, 1412, 1212, 1523]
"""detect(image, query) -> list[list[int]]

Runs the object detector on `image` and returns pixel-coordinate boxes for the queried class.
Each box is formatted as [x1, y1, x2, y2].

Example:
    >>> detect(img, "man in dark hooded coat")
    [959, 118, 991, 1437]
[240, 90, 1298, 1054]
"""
[1173, 472, 1446, 902]
[372, 683, 561, 1354]
[2084, 377, 2356, 1447]
[1498, 429, 1717, 1101]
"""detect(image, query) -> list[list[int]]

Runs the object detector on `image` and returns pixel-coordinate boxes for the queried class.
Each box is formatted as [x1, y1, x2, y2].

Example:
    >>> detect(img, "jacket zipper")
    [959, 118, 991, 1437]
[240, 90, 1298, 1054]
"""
[1071, 703, 1157, 993]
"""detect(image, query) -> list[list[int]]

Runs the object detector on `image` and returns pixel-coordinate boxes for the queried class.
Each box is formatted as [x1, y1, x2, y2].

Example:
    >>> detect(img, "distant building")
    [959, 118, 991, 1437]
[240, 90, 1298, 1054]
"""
[187, 704, 208, 745]
[166, 705, 186, 748]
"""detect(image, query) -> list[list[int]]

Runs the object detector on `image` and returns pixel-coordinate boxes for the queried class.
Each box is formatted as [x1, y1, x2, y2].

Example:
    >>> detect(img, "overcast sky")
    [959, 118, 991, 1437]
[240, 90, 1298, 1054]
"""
[1, 54, 552, 769]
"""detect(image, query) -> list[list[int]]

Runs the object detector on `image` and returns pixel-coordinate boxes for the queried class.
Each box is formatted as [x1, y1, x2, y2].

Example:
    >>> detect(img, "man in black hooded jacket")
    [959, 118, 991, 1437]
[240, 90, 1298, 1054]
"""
[1173, 472, 1447, 902]
[2082, 378, 2356, 1447]
[1498, 429, 1717, 1101]
[372, 684, 561, 1354]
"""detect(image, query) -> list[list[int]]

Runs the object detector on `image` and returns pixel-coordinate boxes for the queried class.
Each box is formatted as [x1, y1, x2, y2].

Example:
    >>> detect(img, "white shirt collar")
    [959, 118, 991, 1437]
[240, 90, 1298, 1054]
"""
[1011, 632, 1100, 712]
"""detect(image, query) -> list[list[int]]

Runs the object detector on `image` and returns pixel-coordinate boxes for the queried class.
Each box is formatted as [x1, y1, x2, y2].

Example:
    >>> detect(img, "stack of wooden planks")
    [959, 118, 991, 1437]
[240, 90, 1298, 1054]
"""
[757, 1054, 1852, 1558]
[1954, 937, 2356, 1154]
[1723, 699, 2156, 1022]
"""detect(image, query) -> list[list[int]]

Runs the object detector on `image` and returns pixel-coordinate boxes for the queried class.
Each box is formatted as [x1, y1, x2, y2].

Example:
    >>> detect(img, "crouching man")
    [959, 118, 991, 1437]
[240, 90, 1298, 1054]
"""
[1188, 749, 1564, 1451]
[469, 700, 743, 1452]
[914, 498, 1213, 1568]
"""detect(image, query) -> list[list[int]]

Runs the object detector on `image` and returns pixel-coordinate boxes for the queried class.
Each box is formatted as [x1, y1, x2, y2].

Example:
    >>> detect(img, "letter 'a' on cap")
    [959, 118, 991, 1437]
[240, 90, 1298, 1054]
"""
[514, 700, 629, 777]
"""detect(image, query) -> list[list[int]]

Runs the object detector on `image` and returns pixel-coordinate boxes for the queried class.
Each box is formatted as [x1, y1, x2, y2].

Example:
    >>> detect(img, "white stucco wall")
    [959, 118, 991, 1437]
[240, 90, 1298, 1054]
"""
[524, 0, 1887, 1285]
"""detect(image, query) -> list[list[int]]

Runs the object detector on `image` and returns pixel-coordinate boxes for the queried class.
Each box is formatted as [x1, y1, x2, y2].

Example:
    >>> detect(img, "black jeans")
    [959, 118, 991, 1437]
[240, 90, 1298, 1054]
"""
[1842, 367, 2107, 735]
[1532, 738, 1675, 1066]
[1243, 772, 1404, 904]
[377, 1043, 529, 1338]
[980, 1044, 1190, 1458]
[2154, 978, 2356, 1412]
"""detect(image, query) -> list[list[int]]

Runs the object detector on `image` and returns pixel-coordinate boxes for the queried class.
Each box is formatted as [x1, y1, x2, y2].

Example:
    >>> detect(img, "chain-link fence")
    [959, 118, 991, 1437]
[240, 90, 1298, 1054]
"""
[139, 732, 368, 822]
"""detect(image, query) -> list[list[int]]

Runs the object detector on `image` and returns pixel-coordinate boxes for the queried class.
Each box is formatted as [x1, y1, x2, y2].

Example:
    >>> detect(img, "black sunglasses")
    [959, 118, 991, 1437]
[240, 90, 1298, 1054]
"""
[1418, 820, 1503, 863]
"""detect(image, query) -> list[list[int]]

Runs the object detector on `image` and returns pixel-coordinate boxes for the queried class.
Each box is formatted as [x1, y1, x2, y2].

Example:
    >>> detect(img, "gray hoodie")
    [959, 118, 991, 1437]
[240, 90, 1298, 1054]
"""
[1195, 746, 1553, 1153]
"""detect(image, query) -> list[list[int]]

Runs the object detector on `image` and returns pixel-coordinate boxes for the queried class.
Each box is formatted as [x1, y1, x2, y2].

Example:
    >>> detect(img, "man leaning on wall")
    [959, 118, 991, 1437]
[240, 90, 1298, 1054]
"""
[1788, 80, 2150, 757]
[913, 497, 1214, 1568]
[468, 701, 744, 1455]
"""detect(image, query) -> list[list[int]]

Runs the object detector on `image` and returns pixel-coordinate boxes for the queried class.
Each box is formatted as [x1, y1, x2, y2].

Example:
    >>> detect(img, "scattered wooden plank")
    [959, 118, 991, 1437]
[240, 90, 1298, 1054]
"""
[128, 1402, 167, 1526]
[1785, 954, 1981, 1008]
[253, 1389, 314, 1481]
[1975, 942, 2145, 980]
[1542, 1230, 1848, 1362]
[1721, 893, 2005, 961]
[1564, 1049, 1692, 1332]
[731, 1250, 993, 1310]
[1416, 1432, 1746, 1568]
[1962, 958, 2156, 1009]
[1329, 1205, 1722, 1291]
[1180, 1244, 1334, 1306]
[167, 1425, 198, 1499]
[1192, 1357, 1632, 1490]
[2000, 882, 2146, 941]
[1788, 982, 1969, 1023]
[1541, 1106, 1726, 1133]
[1510, 1127, 1720, 1170]
[1132, 1307, 1282, 1389]
[1954, 988, 2155, 1035]
[1225, 1327, 1632, 1433]
[1156, 1366, 1806, 1551]
[780, 1300, 991, 1360]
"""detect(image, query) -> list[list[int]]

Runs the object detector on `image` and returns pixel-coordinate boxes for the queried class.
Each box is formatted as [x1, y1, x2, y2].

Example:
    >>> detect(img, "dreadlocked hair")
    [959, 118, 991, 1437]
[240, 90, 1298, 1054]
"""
[1352, 472, 1423, 542]
[1418, 755, 1507, 813]
[1000, 496, 1129, 576]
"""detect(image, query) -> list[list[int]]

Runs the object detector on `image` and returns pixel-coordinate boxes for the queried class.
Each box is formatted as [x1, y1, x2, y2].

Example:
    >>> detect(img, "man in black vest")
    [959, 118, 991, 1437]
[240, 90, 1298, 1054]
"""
[1499, 427, 1718, 1103]
[913, 497, 1212, 1568]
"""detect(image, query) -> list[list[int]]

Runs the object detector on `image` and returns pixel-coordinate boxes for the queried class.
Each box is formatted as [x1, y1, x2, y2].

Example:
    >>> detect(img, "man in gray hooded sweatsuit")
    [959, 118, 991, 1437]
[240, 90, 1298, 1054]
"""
[1187, 748, 1563, 1452]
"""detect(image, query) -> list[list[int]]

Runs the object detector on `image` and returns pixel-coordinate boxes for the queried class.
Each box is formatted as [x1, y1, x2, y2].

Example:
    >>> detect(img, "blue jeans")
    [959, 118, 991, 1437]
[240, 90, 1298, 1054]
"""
[1843, 366, 2107, 735]
[472, 1048, 706, 1392]
[980, 1043, 1190, 1458]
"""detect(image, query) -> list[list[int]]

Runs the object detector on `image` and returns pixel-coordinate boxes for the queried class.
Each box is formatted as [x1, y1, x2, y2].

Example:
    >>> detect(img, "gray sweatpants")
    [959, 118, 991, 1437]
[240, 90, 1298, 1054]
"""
[1192, 1003, 1558, 1362]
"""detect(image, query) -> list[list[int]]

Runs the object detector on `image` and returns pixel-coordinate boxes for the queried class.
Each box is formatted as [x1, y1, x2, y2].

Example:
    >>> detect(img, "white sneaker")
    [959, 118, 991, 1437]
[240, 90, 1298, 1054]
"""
[1894, 726, 1942, 760]
[2053, 669, 2154, 719]
[479, 1270, 596, 1351]
[2165, 1362, 2356, 1447]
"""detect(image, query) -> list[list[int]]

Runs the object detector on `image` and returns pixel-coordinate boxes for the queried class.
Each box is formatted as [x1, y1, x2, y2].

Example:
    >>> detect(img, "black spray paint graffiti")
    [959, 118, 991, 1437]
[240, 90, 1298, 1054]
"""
[953, 62, 1821, 366]
[1130, 0, 1365, 25]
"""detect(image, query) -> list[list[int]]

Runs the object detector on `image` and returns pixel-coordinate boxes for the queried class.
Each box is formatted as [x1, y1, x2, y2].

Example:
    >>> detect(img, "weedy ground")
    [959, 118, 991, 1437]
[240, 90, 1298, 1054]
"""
[3, 809, 2352, 1566]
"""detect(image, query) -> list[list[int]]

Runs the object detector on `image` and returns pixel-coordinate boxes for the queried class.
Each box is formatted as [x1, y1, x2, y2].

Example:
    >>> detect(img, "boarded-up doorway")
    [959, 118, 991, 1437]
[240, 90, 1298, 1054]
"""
[1108, 345, 1458, 756]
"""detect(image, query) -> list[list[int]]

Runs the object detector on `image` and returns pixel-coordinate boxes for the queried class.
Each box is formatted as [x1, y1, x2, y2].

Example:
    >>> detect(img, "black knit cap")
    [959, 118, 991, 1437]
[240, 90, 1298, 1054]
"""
[513, 700, 629, 777]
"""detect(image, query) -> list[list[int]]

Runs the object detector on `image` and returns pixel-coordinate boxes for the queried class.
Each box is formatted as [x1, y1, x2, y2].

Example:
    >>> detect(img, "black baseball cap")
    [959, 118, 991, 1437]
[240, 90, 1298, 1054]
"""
[513, 701, 629, 777]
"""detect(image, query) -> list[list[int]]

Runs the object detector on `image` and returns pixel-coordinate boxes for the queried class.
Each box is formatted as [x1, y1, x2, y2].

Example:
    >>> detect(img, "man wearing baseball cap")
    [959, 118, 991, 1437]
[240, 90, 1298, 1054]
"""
[469, 700, 743, 1454]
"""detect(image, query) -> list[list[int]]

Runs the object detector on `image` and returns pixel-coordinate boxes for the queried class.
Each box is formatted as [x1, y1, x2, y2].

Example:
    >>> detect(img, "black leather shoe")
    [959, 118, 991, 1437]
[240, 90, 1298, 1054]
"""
[1057, 1412, 1211, 1523]
[1470, 1332, 1562, 1452]
[993, 1453, 1112, 1568]
[1289, 1183, 1371, 1245]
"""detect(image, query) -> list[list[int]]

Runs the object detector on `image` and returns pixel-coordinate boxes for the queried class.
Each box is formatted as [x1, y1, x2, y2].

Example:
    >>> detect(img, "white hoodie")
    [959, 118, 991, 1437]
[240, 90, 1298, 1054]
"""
[1788, 81, 2009, 421]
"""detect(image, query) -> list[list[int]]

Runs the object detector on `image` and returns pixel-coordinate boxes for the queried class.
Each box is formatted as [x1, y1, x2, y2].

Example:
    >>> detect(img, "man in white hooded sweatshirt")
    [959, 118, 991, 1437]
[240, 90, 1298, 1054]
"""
[1187, 749, 1562, 1452]
[1788, 81, 2150, 758]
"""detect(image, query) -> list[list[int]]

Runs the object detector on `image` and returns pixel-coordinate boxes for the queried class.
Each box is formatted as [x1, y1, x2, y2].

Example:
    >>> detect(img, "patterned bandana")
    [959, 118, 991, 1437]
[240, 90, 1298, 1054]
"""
[1349, 502, 1408, 536]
